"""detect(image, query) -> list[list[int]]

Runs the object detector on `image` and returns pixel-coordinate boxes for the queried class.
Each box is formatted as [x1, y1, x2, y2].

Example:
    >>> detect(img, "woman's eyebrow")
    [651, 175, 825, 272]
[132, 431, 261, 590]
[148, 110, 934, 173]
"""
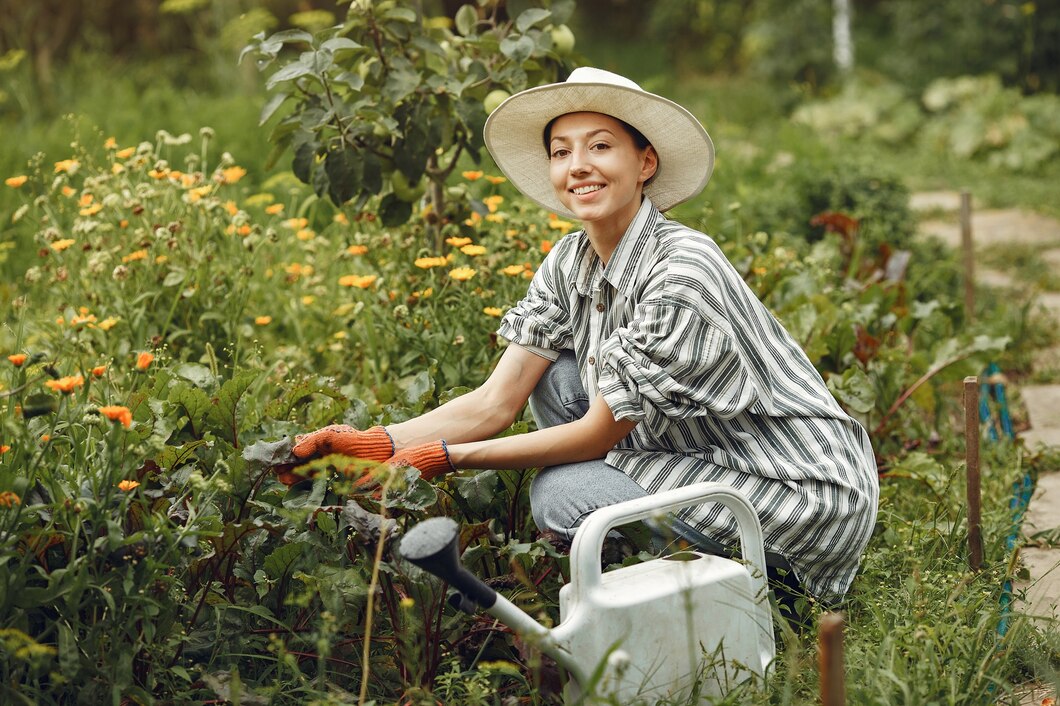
[549, 128, 616, 145]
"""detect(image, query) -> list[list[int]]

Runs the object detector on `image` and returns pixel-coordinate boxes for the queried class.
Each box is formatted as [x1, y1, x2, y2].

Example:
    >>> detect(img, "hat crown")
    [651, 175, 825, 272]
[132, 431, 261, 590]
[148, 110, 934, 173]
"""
[565, 67, 642, 91]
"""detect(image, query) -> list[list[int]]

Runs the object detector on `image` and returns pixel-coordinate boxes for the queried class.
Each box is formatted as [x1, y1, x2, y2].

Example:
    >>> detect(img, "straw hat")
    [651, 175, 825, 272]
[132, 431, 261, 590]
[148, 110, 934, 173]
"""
[483, 67, 714, 219]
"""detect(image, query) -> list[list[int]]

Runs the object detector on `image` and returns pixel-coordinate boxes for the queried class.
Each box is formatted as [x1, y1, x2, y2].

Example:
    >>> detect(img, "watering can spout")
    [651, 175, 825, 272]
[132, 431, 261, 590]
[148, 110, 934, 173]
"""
[399, 516, 498, 612]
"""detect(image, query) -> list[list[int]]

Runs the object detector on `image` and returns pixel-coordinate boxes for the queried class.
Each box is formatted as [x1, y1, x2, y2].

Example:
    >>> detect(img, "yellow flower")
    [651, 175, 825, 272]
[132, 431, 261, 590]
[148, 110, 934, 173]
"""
[187, 185, 213, 202]
[485, 213, 505, 223]
[265, 203, 285, 215]
[148, 168, 170, 180]
[346, 244, 368, 255]
[221, 166, 247, 184]
[70, 313, 97, 326]
[117, 480, 140, 492]
[45, 375, 85, 394]
[104, 136, 118, 150]
[50, 239, 76, 252]
[283, 217, 309, 229]
[98, 317, 119, 331]
[449, 266, 476, 282]
[548, 216, 574, 234]
[332, 331, 348, 340]
[296, 229, 315, 241]
[414, 256, 448, 269]
[338, 274, 377, 289]
[99, 405, 132, 428]
[464, 212, 482, 226]
[301, 295, 316, 306]
[122, 249, 148, 263]
[111, 163, 124, 175]
[54, 159, 80, 174]
[446, 236, 472, 247]
[79, 203, 103, 217]
[255, 315, 272, 325]
[485, 175, 507, 185]
[224, 200, 239, 216]
[483, 306, 503, 317]
[5, 175, 27, 188]
[116, 147, 136, 159]
[334, 212, 349, 225]
[483, 195, 504, 213]
[461, 244, 487, 256]
[400, 596, 415, 609]
[135, 352, 155, 371]
[462, 170, 484, 181]
[501, 264, 525, 276]
[61, 186, 76, 197]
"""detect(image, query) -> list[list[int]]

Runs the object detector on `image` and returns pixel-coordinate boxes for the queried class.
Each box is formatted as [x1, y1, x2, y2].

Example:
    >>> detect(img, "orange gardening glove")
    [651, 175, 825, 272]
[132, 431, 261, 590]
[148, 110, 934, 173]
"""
[385, 440, 455, 481]
[292, 424, 395, 461]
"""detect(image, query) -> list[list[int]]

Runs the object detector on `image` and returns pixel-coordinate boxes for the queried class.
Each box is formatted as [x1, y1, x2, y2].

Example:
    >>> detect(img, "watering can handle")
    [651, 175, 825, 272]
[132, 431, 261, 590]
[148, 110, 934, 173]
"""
[568, 481, 774, 663]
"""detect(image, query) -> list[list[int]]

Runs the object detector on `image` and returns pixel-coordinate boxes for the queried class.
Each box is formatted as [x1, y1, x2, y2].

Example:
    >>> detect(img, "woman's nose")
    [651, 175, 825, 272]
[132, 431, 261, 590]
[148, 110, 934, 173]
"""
[569, 147, 590, 174]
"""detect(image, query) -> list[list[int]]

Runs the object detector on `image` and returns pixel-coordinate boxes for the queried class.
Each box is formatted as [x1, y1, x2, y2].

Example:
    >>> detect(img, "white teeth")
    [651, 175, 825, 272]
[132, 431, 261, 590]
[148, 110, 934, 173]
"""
[572, 184, 603, 195]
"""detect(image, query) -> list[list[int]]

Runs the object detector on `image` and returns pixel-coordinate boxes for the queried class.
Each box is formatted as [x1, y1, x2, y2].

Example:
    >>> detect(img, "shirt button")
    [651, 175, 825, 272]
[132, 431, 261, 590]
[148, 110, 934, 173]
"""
[595, 303, 605, 312]
[588, 356, 596, 365]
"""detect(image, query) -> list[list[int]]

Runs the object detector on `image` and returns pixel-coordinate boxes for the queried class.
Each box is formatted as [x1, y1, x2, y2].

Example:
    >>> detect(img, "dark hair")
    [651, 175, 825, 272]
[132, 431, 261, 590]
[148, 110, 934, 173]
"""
[542, 114, 652, 154]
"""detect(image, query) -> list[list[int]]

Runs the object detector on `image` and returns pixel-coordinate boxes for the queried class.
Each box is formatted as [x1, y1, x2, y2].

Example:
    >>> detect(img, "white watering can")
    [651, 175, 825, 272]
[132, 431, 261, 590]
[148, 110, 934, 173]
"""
[399, 482, 776, 703]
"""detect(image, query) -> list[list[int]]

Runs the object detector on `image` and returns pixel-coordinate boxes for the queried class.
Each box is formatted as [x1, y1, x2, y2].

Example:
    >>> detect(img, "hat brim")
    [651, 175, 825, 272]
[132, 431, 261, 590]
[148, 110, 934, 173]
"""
[483, 81, 714, 219]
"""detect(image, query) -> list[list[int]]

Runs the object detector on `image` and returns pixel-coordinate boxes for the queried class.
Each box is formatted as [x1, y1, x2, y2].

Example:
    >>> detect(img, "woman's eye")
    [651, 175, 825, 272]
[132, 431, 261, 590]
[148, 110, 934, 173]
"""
[551, 148, 569, 159]
[591, 142, 610, 151]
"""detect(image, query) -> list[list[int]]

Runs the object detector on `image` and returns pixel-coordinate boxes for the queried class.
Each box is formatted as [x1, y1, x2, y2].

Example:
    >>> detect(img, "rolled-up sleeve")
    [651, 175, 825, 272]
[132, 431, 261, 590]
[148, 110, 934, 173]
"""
[597, 299, 761, 436]
[496, 255, 573, 354]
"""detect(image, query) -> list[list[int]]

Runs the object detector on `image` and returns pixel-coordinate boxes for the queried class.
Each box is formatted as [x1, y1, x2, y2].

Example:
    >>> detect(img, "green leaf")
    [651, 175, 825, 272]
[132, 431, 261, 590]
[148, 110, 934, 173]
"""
[324, 146, 362, 205]
[320, 37, 363, 54]
[282, 478, 327, 511]
[292, 141, 318, 184]
[264, 377, 346, 420]
[168, 382, 212, 434]
[266, 61, 313, 90]
[515, 8, 551, 32]
[402, 370, 434, 411]
[387, 467, 438, 512]
[208, 371, 258, 445]
[173, 363, 215, 388]
[378, 193, 412, 227]
[453, 470, 498, 515]
[383, 66, 421, 103]
[455, 4, 478, 36]
[263, 541, 310, 579]
[241, 438, 297, 470]
[383, 6, 417, 23]
[499, 35, 535, 63]
[259, 92, 288, 125]
[158, 440, 210, 473]
[162, 269, 185, 287]
[826, 367, 876, 414]
[58, 622, 78, 678]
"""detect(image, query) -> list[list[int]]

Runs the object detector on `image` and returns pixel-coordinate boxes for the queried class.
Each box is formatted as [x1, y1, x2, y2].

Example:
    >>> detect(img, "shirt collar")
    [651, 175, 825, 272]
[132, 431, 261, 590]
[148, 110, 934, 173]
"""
[574, 197, 662, 296]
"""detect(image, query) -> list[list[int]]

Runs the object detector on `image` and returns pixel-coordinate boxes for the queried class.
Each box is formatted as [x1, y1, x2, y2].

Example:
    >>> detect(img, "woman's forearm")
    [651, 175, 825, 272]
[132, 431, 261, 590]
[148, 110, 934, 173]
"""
[386, 386, 516, 448]
[447, 394, 638, 470]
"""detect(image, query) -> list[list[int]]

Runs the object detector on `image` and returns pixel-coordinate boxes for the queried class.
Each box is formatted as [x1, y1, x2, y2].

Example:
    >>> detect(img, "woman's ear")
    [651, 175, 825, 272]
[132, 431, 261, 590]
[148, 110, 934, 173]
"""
[640, 145, 659, 183]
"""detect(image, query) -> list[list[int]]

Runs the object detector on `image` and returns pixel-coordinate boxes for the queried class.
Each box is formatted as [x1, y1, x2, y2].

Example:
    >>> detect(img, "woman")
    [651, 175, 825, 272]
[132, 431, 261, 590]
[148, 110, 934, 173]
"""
[288, 68, 879, 606]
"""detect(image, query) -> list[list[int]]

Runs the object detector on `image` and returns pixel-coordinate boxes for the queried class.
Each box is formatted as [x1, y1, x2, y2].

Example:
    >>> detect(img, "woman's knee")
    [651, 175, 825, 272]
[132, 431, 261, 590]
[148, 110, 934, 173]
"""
[528, 350, 589, 429]
[530, 461, 646, 539]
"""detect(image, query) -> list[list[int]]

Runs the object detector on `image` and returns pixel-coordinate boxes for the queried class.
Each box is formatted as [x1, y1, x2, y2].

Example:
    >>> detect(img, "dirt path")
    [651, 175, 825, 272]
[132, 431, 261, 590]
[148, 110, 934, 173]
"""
[913, 191, 1060, 705]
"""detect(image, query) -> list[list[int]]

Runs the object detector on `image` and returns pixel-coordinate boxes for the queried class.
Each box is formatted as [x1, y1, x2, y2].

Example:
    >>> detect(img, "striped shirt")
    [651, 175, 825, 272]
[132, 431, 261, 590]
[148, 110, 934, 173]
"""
[497, 197, 879, 601]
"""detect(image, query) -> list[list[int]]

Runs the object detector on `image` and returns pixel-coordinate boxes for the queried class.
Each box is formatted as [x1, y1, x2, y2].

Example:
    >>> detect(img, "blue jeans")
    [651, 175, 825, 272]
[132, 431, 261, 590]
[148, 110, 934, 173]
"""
[526, 350, 791, 571]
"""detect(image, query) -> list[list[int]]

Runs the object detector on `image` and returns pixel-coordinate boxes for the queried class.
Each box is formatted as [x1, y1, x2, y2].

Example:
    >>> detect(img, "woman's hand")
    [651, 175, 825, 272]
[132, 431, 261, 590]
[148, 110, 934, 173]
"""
[291, 424, 395, 461]
[384, 440, 456, 481]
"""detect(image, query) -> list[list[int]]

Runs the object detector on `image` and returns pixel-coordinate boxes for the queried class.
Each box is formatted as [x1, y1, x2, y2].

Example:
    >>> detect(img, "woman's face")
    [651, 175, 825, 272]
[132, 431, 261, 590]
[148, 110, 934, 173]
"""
[547, 112, 658, 236]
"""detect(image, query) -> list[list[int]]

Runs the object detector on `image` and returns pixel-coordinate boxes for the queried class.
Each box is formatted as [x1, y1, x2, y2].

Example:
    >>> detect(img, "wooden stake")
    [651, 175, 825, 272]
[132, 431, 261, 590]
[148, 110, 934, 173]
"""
[964, 376, 983, 571]
[960, 190, 975, 323]
[819, 612, 846, 706]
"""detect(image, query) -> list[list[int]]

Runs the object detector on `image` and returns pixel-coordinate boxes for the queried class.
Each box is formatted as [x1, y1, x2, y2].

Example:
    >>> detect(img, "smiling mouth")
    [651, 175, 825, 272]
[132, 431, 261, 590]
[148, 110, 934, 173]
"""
[571, 184, 604, 195]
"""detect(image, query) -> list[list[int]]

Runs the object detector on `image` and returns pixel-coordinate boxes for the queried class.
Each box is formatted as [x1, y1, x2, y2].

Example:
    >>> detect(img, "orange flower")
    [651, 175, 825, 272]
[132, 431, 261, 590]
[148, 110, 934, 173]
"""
[79, 203, 103, 217]
[254, 315, 272, 325]
[485, 175, 507, 185]
[45, 375, 85, 394]
[104, 136, 118, 149]
[346, 244, 368, 256]
[5, 175, 28, 188]
[116, 146, 136, 159]
[117, 480, 140, 492]
[414, 256, 448, 269]
[98, 317, 119, 331]
[501, 264, 526, 276]
[334, 212, 349, 225]
[338, 274, 377, 289]
[483, 306, 503, 317]
[7, 354, 27, 367]
[540, 240, 553, 254]
[50, 239, 76, 252]
[122, 249, 148, 263]
[40, 434, 50, 443]
[483, 195, 504, 212]
[448, 266, 476, 282]
[0, 445, 10, 454]
[282, 217, 309, 229]
[91, 365, 107, 377]
[135, 352, 154, 370]
[54, 159, 80, 174]
[237, 224, 252, 237]
[224, 200, 239, 216]
[61, 186, 76, 197]
[296, 229, 315, 241]
[221, 166, 247, 184]
[265, 203, 284, 215]
[98, 405, 132, 428]
[462, 170, 484, 181]
[79, 193, 94, 207]
[460, 244, 486, 256]
[548, 216, 574, 234]
[0, 491, 20, 507]
[446, 236, 472, 247]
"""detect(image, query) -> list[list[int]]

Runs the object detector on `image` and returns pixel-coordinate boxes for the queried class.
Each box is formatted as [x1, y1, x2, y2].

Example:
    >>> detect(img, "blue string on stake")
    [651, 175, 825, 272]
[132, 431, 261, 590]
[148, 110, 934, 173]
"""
[979, 362, 1031, 638]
